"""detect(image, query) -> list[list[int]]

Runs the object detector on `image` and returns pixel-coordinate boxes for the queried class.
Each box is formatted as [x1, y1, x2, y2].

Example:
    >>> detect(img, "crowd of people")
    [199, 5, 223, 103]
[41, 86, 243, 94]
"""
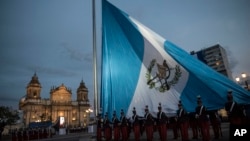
[96, 90, 248, 141]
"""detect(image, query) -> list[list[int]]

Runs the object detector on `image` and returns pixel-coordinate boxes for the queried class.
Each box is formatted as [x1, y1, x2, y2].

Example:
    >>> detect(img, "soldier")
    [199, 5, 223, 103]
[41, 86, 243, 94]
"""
[177, 100, 189, 141]
[189, 112, 198, 139]
[103, 113, 112, 141]
[225, 90, 245, 125]
[169, 116, 179, 139]
[157, 103, 167, 141]
[195, 95, 210, 141]
[208, 110, 221, 139]
[144, 105, 154, 141]
[112, 111, 120, 141]
[120, 109, 129, 141]
[131, 107, 141, 141]
[96, 114, 103, 141]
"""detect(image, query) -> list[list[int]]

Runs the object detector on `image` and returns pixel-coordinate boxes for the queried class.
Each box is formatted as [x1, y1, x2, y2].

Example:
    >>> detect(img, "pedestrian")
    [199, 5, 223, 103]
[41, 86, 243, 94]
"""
[144, 105, 154, 141]
[195, 95, 210, 141]
[131, 107, 141, 141]
[177, 100, 189, 141]
[157, 103, 167, 141]
[103, 113, 112, 141]
[112, 111, 120, 141]
[120, 109, 129, 141]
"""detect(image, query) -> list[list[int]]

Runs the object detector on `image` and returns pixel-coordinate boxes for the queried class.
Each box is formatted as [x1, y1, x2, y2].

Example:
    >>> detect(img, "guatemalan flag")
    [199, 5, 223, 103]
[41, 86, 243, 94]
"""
[101, 0, 250, 118]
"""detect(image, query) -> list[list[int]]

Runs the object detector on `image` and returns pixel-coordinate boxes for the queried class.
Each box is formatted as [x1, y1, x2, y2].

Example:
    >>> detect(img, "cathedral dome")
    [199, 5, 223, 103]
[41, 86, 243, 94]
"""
[77, 80, 88, 93]
[28, 73, 41, 86]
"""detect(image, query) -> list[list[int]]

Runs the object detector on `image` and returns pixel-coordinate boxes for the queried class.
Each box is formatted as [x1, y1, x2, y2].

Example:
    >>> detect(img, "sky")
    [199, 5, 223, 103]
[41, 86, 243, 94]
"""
[0, 0, 250, 110]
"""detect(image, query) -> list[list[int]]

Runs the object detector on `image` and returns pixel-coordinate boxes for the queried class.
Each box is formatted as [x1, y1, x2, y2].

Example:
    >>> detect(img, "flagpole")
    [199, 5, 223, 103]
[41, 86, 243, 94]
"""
[92, 0, 98, 117]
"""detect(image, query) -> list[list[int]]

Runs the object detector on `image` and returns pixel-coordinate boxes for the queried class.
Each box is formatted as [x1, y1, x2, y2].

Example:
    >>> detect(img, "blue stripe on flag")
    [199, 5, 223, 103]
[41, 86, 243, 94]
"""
[101, 0, 144, 118]
[101, 0, 250, 118]
[164, 41, 250, 112]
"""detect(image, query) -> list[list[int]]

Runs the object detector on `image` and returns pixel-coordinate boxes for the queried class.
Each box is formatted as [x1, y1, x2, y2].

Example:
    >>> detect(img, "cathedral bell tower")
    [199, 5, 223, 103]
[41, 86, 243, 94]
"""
[77, 80, 88, 102]
[26, 73, 41, 99]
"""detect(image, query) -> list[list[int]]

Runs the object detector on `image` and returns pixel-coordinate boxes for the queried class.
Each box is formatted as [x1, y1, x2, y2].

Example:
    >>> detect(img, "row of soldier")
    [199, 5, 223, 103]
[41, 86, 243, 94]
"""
[10, 127, 54, 141]
[97, 90, 248, 141]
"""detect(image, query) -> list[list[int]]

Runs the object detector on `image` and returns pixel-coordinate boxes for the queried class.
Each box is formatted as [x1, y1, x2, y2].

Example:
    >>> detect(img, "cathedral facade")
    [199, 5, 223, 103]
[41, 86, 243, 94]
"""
[19, 73, 90, 128]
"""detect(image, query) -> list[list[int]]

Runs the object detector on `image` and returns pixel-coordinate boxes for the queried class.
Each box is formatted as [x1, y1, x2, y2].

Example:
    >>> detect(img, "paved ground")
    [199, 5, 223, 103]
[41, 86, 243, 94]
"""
[2, 122, 230, 141]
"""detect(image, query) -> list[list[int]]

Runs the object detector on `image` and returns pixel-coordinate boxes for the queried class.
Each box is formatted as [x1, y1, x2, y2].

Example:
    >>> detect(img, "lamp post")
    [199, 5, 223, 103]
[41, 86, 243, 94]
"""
[86, 108, 94, 133]
[86, 108, 93, 126]
[235, 73, 249, 91]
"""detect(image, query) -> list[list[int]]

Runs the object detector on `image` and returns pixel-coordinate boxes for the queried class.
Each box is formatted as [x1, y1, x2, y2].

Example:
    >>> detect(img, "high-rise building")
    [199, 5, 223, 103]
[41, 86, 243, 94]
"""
[191, 44, 233, 80]
[19, 73, 91, 128]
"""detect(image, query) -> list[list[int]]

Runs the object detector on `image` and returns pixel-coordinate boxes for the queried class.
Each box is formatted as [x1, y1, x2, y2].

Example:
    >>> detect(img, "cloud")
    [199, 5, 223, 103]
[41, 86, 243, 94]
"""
[0, 95, 20, 105]
[26, 65, 77, 77]
[0, 96, 20, 102]
[60, 42, 92, 63]
[224, 46, 238, 70]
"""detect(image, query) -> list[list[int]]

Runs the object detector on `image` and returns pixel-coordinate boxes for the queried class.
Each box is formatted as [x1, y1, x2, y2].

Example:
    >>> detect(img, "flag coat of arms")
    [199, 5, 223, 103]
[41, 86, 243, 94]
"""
[101, 0, 250, 118]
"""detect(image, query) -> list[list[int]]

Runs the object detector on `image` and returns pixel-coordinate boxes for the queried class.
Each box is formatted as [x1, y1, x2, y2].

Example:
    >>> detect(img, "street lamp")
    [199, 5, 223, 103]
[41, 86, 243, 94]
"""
[242, 73, 247, 78]
[86, 108, 94, 133]
[86, 108, 93, 125]
[235, 77, 240, 83]
[235, 73, 249, 91]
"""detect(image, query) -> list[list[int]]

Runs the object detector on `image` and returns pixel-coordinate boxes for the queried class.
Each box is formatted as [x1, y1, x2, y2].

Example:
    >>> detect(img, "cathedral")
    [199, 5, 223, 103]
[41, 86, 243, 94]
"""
[19, 73, 91, 128]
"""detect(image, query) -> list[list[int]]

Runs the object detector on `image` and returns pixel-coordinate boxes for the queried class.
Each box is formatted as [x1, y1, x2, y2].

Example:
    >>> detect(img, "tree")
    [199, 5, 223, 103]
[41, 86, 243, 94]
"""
[0, 106, 20, 139]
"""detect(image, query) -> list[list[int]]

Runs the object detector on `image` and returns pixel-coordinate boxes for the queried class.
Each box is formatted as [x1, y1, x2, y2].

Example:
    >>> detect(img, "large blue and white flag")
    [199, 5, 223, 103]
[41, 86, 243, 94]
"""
[101, 0, 250, 118]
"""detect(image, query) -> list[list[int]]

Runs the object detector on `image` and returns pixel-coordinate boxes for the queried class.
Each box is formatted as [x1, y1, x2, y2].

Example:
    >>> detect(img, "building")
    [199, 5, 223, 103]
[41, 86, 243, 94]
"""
[191, 44, 233, 119]
[191, 44, 233, 80]
[19, 73, 91, 128]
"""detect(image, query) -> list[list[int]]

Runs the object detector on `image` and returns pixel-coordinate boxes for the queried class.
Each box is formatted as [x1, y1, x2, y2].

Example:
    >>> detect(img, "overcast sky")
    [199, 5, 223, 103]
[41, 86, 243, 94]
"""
[0, 0, 249, 110]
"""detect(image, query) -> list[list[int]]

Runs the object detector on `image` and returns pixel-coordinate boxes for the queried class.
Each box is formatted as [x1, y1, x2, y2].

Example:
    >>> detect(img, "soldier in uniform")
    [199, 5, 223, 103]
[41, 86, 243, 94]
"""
[131, 107, 141, 141]
[120, 109, 129, 141]
[103, 112, 112, 141]
[144, 105, 154, 141]
[225, 90, 245, 125]
[169, 116, 179, 139]
[96, 114, 103, 141]
[112, 111, 120, 141]
[195, 95, 210, 141]
[189, 112, 198, 139]
[208, 110, 221, 139]
[177, 100, 189, 141]
[157, 103, 167, 141]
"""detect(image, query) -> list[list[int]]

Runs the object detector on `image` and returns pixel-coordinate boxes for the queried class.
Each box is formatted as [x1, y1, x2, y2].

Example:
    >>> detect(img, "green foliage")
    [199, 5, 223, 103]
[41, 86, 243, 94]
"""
[0, 106, 20, 133]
